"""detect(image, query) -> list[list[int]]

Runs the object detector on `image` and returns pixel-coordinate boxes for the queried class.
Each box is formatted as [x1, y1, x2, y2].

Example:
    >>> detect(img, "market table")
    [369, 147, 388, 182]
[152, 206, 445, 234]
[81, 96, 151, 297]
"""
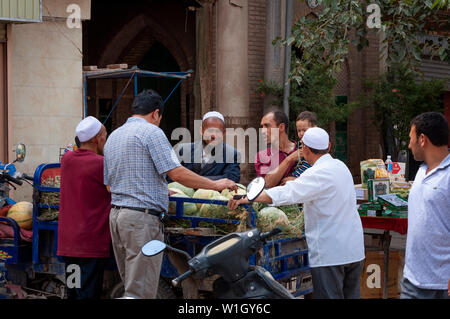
[360, 216, 408, 299]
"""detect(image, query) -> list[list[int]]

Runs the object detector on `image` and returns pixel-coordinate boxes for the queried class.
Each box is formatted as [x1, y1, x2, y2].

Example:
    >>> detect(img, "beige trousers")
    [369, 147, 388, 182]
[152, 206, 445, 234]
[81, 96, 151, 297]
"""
[109, 207, 164, 299]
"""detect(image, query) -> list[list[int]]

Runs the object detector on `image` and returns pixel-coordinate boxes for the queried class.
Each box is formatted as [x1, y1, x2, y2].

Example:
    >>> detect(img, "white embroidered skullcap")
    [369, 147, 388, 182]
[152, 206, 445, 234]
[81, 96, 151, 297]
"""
[302, 127, 329, 150]
[202, 111, 225, 123]
[76, 116, 102, 143]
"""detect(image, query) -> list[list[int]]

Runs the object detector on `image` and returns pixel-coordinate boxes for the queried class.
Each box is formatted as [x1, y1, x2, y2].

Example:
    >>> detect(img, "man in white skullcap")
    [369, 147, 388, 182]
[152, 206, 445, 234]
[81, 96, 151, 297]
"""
[228, 127, 365, 299]
[174, 111, 241, 182]
[57, 116, 111, 299]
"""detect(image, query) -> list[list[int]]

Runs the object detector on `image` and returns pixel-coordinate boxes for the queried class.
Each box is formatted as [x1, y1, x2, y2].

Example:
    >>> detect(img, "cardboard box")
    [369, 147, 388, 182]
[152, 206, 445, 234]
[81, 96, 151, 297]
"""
[360, 250, 404, 299]
[355, 184, 368, 201]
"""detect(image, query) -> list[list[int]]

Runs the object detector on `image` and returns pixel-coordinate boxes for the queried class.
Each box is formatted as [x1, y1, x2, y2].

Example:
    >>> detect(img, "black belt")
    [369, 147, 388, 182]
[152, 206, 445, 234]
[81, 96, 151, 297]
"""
[112, 205, 164, 218]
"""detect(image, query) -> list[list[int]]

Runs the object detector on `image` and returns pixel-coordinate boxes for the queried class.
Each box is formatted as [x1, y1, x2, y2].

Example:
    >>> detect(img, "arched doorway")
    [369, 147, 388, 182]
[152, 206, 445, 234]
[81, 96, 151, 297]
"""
[83, 1, 196, 140]
[137, 42, 182, 143]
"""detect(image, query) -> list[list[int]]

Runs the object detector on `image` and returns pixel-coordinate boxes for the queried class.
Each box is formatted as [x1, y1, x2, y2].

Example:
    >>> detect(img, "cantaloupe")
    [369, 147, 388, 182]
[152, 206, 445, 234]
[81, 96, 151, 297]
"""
[7, 201, 33, 230]
[192, 189, 221, 209]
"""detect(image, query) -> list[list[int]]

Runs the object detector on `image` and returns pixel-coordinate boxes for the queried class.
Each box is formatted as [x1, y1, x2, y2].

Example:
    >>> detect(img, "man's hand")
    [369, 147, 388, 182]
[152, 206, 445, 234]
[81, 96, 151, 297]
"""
[227, 196, 249, 210]
[280, 176, 296, 185]
[214, 178, 237, 192]
[286, 149, 303, 163]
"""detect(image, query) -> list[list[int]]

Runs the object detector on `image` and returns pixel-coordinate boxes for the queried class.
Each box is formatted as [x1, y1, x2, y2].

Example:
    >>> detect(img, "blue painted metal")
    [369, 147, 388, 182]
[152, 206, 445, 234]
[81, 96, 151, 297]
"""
[0, 162, 17, 176]
[163, 78, 183, 105]
[83, 68, 192, 121]
[31, 163, 64, 275]
[102, 72, 136, 125]
[165, 195, 311, 296]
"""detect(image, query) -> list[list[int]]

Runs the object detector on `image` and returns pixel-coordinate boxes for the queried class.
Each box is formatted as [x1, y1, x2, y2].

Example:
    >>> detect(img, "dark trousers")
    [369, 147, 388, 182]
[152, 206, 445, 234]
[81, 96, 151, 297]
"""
[400, 277, 449, 299]
[61, 256, 107, 300]
[310, 260, 364, 299]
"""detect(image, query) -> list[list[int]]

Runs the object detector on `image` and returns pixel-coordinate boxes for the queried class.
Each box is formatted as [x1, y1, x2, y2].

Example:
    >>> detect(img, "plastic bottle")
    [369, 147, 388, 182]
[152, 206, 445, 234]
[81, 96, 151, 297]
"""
[385, 155, 393, 174]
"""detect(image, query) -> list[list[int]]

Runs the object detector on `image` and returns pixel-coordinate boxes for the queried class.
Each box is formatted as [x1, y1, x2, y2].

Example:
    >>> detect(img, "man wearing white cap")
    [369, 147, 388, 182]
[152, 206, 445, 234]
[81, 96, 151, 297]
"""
[174, 111, 241, 182]
[228, 127, 365, 299]
[57, 116, 111, 299]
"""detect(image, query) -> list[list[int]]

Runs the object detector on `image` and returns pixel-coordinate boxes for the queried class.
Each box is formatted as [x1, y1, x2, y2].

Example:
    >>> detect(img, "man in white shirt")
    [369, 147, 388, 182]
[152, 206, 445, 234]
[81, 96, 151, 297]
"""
[228, 127, 365, 299]
[401, 112, 449, 299]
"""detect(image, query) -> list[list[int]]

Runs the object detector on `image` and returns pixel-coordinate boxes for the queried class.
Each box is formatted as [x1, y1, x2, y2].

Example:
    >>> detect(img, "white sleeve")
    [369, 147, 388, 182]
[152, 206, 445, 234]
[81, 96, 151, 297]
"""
[265, 172, 323, 206]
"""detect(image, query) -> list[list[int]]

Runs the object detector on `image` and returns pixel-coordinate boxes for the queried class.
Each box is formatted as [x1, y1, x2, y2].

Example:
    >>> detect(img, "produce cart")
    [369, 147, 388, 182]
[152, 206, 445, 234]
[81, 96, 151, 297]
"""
[162, 195, 312, 297]
[1, 162, 312, 298]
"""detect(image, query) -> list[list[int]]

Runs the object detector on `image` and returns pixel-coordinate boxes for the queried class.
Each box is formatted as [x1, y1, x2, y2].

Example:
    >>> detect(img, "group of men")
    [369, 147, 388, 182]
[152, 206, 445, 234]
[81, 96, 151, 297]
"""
[57, 88, 449, 300]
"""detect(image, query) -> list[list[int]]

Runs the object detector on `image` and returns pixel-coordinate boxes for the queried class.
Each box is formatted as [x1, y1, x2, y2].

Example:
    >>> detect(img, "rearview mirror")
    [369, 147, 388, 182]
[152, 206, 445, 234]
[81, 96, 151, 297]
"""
[14, 143, 26, 163]
[141, 240, 167, 257]
[246, 177, 265, 201]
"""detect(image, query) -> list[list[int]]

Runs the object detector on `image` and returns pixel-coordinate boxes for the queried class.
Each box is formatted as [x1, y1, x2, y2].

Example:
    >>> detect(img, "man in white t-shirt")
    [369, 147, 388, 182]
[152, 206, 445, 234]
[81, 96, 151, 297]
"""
[401, 112, 449, 299]
[228, 127, 365, 299]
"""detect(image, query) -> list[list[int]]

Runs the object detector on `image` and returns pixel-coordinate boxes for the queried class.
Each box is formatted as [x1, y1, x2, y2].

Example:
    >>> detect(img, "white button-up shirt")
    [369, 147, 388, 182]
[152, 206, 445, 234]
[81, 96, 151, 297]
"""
[266, 154, 365, 267]
[404, 153, 450, 290]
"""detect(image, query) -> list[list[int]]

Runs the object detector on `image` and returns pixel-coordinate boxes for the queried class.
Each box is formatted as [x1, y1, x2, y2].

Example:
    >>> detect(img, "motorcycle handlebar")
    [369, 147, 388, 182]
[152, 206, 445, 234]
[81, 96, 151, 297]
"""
[171, 269, 194, 287]
[21, 174, 34, 181]
[2, 173, 23, 186]
[260, 227, 282, 241]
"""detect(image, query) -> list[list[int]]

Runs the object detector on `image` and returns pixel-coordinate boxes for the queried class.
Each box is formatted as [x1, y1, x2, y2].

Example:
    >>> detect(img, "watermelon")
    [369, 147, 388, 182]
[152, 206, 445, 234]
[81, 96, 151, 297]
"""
[168, 194, 198, 216]
[168, 182, 195, 197]
[198, 195, 231, 219]
[257, 207, 290, 233]
[192, 189, 221, 209]
[221, 184, 246, 199]
[7, 201, 33, 230]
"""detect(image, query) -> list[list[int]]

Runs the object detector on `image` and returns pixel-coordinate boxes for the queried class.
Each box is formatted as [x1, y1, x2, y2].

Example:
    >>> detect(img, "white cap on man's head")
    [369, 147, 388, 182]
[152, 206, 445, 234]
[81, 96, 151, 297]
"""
[302, 127, 329, 150]
[76, 116, 102, 143]
[202, 111, 224, 123]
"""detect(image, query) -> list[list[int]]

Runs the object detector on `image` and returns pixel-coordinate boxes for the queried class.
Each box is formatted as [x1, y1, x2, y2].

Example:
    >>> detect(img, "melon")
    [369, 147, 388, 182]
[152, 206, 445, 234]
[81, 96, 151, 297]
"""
[7, 201, 33, 230]
[198, 195, 230, 219]
[257, 206, 290, 233]
[168, 194, 198, 216]
[169, 187, 186, 196]
[168, 182, 195, 197]
[221, 184, 247, 199]
[192, 189, 221, 209]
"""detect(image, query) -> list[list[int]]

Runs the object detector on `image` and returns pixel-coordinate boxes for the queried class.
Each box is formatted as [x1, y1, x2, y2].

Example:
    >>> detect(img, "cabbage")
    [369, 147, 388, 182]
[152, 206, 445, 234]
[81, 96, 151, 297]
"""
[168, 194, 198, 216]
[168, 182, 195, 197]
[192, 189, 221, 209]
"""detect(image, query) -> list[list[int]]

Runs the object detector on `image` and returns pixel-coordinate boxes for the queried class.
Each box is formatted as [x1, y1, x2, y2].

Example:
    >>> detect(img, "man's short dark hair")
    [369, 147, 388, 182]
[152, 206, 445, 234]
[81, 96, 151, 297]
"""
[265, 110, 289, 133]
[307, 146, 329, 155]
[131, 89, 164, 116]
[410, 112, 449, 147]
[75, 136, 81, 148]
[296, 111, 318, 126]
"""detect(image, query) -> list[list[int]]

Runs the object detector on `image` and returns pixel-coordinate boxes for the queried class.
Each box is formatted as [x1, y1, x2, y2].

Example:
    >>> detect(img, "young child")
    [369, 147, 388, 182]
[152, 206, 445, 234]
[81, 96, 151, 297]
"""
[289, 111, 317, 178]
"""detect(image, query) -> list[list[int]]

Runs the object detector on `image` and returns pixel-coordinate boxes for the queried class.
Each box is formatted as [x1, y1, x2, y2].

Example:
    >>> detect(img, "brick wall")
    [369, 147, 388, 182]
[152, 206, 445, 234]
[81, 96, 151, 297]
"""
[347, 29, 383, 182]
[244, 0, 267, 182]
